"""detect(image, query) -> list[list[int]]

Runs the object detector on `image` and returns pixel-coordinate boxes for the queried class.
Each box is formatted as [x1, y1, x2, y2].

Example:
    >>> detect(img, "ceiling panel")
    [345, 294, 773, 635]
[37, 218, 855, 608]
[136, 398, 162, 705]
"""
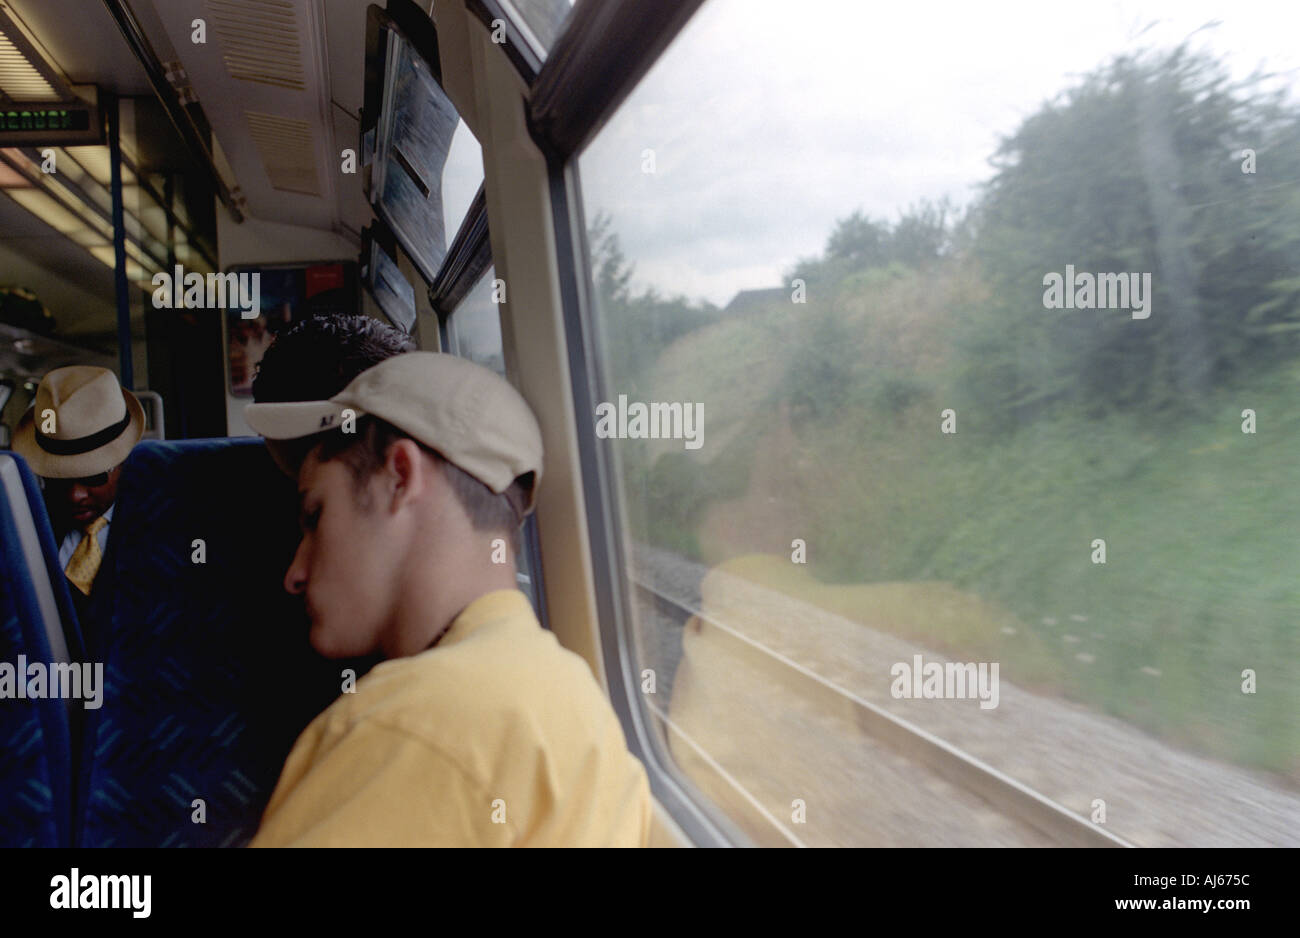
[145, 0, 353, 236]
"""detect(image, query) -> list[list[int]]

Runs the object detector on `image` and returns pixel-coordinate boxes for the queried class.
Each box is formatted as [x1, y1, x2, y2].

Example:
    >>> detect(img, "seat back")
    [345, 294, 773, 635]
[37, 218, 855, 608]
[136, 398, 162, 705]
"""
[75, 438, 367, 847]
[0, 452, 80, 846]
[134, 390, 165, 440]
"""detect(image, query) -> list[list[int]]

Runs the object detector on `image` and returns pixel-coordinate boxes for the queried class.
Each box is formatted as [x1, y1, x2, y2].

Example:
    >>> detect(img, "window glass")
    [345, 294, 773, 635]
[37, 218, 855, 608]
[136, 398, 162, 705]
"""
[498, 0, 575, 60]
[446, 266, 543, 611]
[446, 266, 505, 375]
[578, 0, 1300, 846]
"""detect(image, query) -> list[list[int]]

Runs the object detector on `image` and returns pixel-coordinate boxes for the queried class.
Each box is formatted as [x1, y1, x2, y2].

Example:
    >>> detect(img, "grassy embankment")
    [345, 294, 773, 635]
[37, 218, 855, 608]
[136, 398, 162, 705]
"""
[621, 263, 1300, 781]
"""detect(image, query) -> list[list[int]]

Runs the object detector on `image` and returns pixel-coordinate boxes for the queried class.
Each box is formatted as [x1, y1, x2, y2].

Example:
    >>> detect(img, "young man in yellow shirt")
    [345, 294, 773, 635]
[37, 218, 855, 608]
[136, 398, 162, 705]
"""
[244, 351, 651, 846]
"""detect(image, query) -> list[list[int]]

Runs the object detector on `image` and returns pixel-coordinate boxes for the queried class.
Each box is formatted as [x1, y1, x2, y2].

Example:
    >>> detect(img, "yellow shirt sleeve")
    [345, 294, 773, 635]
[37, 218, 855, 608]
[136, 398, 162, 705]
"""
[249, 721, 515, 848]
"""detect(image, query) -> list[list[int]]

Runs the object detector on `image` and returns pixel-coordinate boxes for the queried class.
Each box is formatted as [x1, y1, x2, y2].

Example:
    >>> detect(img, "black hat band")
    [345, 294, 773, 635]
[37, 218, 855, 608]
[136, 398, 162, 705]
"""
[34, 409, 132, 455]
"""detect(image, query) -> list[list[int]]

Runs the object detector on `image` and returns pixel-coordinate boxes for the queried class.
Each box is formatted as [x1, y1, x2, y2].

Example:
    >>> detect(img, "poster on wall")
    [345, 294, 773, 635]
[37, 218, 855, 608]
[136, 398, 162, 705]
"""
[226, 262, 359, 396]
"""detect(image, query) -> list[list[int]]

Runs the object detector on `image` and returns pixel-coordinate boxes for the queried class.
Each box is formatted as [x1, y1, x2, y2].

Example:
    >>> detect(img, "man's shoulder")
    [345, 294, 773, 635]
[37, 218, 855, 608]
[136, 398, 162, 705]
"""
[318, 613, 626, 782]
[348, 614, 605, 733]
[268, 612, 651, 847]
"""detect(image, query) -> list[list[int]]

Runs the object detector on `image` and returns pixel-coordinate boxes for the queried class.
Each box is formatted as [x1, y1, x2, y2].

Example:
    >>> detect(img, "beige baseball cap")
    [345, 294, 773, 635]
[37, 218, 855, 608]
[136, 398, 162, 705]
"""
[244, 352, 543, 511]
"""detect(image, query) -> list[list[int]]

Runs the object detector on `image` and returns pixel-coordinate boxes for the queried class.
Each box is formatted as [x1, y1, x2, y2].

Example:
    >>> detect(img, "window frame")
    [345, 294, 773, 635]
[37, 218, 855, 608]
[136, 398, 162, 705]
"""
[466, 0, 545, 84]
[527, 0, 707, 157]
[544, 156, 752, 848]
[429, 184, 491, 318]
[442, 257, 552, 631]
[518, 0, 750, 848]
[514, 0, 1130, 848]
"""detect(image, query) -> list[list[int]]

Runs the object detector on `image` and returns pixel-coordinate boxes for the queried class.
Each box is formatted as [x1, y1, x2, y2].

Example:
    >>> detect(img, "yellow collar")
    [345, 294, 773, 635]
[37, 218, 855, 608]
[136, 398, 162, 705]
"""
[437, 588, 537, 649]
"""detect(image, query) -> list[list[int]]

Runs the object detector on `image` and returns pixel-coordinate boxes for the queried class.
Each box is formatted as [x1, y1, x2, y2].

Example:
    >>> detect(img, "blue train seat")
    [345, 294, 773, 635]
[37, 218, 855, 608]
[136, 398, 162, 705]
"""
[75, 438, 368, 847]
[0, 452, 82, 847]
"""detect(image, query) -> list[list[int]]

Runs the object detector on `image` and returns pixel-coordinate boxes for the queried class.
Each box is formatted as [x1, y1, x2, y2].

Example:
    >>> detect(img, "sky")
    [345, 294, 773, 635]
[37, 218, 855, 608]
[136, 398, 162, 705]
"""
[576, 0, 1300, 308]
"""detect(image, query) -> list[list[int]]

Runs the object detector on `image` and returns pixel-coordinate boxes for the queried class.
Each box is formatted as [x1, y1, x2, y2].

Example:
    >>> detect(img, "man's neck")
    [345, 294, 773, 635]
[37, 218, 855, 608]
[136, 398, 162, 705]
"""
[383, 549, 519, 658]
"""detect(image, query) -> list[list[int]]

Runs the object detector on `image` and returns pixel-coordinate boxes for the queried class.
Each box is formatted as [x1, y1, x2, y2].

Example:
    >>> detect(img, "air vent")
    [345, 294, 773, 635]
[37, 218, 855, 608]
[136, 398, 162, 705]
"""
[205, 0, 306, 91]
[245, 111, 320, 195]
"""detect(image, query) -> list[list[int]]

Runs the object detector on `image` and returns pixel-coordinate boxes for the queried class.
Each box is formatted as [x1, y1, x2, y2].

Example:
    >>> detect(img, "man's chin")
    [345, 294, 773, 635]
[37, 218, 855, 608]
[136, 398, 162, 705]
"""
[308, 624, 346, 659]
[309, 622, 371, 659]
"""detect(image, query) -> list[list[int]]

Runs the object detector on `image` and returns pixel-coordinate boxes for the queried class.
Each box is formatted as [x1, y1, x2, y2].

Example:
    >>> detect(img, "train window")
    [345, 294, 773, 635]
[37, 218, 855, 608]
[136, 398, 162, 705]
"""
[444, 263, 545, 617]
[577, 0, 1300, 846]
[445, 265, 504, 376]
[495, 0, 576, 60]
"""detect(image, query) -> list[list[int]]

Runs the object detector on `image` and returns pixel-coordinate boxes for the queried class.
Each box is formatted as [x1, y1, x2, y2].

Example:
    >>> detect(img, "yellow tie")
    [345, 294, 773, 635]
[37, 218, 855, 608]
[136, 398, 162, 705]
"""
[65, 515, 108, 596]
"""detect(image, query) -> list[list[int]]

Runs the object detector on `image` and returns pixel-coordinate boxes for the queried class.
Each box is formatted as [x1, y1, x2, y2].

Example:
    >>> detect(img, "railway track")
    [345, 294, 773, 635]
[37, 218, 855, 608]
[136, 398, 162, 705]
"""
[624, 543, 1300, 848]
[631, 575, 1131, 847]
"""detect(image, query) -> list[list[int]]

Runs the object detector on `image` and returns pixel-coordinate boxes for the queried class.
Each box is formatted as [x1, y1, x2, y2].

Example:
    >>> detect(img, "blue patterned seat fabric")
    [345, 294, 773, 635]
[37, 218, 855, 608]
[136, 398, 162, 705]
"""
[75, 438, 373, 847]
[0, 452, 81, 847]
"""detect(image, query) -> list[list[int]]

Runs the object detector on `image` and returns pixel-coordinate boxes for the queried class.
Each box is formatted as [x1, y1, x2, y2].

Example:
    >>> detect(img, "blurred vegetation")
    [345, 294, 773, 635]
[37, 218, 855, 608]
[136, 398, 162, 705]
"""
[964, 45, 1300, 425]
[590, 45, 1300, 780]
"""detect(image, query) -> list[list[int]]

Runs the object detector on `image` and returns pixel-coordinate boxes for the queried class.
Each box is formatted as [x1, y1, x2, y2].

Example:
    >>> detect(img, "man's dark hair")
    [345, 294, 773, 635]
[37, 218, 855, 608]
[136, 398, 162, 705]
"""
[251, 314, 416, 404]
[252, 314, 530, 556]
[316, 417, 533, 556]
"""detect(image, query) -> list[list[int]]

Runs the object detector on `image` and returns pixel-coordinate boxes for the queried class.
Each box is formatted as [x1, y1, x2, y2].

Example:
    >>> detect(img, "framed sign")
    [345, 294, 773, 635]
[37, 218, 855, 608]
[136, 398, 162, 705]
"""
[362, 2, 457, 285]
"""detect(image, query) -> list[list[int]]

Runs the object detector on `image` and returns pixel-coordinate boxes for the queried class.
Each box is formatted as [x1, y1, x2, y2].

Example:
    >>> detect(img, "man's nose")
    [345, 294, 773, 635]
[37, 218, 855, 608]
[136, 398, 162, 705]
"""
[68, 484, 90, 505]
[283, 539, 309, 595]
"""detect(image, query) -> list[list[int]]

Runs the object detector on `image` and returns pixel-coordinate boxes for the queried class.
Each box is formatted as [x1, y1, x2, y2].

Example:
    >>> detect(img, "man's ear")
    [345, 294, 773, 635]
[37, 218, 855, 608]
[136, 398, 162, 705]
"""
[383, 438, 430, 509]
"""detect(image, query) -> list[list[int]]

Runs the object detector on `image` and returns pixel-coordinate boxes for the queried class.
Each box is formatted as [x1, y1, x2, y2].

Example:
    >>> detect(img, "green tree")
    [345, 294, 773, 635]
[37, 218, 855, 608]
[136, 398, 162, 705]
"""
[587, 212, 719, 395]
[790, 199, 958, 287]
[964, 44, 1300, 423]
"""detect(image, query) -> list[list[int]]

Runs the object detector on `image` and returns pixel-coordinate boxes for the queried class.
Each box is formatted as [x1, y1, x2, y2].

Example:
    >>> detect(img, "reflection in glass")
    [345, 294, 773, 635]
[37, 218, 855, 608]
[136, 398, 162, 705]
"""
[578, 0, 1300, 847]
[445, 265, 543, 611]
[446, 266, 505, 376]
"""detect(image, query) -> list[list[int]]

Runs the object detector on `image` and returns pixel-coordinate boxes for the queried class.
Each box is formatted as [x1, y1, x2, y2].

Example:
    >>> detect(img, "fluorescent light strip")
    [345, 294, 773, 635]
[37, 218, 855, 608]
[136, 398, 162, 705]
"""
[64, 148, 189, 258]
[3, 172, 161, 281]
[65, 146, 138, 188]
[42, 175, 113, 238]
[0, 31, 59, 101]
[88, 245, 146, 282]
[5, 187, 92, 235]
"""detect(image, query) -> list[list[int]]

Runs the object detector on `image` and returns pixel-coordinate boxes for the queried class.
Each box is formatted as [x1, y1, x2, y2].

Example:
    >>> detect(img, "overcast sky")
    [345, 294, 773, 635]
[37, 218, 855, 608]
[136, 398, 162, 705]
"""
[575, 0, 1300, 308]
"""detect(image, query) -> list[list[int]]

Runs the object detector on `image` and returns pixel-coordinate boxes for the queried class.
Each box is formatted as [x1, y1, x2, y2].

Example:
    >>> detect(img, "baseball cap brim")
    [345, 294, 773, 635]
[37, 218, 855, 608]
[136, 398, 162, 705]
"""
[244, 352, 543, 513]
[244, 399, 356, 441]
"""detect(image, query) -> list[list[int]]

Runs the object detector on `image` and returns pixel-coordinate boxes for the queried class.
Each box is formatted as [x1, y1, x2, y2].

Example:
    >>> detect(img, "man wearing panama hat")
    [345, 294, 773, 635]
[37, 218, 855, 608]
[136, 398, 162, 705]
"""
[12, 365, 145, 602]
